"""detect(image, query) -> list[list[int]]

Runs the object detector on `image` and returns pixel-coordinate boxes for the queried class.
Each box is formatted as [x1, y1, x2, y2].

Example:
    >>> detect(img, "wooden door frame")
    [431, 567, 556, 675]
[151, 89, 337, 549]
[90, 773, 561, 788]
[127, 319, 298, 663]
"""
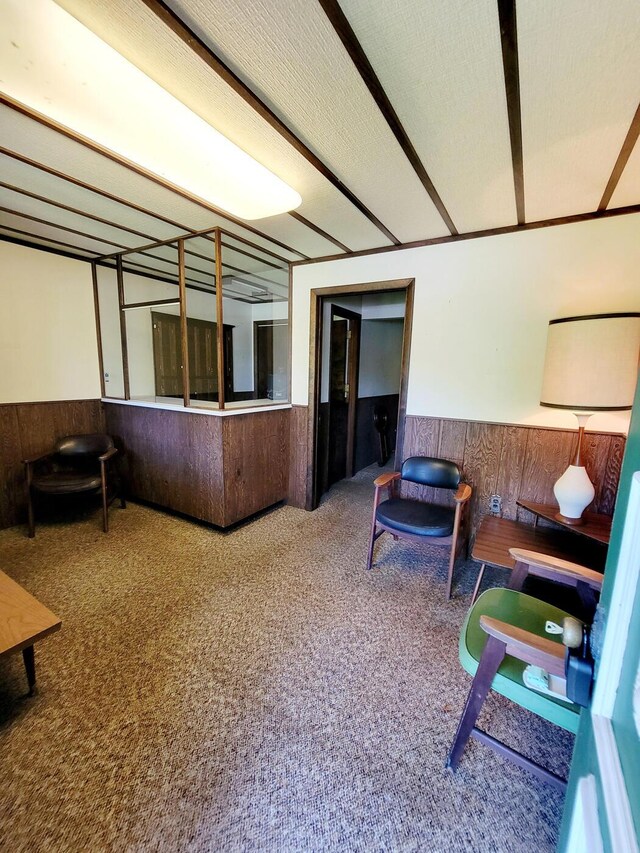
[308, 278, 414, 510]
[326, 304, 361, 488]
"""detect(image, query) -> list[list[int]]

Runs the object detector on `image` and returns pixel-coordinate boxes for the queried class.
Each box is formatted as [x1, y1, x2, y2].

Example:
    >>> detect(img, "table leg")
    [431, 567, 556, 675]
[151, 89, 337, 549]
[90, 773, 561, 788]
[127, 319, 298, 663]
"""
[471, 563, 486, 604]
[22, 645, 36, 696]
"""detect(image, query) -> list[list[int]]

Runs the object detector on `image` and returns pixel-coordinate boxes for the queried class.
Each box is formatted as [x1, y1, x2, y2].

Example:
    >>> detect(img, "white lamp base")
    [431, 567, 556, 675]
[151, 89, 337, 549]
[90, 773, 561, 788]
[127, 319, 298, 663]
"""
[553, 464, 595, 525]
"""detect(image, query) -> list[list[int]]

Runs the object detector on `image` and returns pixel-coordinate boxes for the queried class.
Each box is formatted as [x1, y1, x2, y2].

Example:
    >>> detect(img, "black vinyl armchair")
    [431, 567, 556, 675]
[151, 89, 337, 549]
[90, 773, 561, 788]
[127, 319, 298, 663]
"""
[24, 434, 125, 538]
[366, 456, 472, 599]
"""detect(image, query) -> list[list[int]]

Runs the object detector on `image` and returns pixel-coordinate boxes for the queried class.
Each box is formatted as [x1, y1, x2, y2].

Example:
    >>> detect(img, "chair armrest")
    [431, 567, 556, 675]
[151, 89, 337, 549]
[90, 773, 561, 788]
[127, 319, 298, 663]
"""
[453, 483, 472, 503]
[374, 471, 400, 488]
[99, 447, 118, 463]
[480, 615, 566, 677]
[23, 451, 54, 466]
[508, 549, 603, 592]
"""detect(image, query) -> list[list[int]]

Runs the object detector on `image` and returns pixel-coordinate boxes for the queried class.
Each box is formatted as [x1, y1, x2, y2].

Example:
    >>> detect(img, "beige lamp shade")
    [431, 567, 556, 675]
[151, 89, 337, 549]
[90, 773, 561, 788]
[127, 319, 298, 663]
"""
[540, 313, 640, 411]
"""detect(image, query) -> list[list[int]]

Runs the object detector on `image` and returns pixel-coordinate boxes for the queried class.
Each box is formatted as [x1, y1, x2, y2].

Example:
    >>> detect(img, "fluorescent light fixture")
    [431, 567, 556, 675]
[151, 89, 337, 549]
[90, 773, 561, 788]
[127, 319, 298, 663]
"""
[1, 0, 302, 220]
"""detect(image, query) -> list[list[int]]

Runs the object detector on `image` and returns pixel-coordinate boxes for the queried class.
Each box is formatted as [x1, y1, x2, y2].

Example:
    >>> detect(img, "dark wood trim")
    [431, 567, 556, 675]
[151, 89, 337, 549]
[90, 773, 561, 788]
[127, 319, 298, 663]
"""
[0, 398, 103, 408]
[0, 146, 308, 261]
[291, 204, 640, 267]
[0, 180, 158, 243]
[328, 304, 361, 479]
[0, 231, 97, 263]
[0, 207, 119, 252]
[0, 204, 224, 284]
[215, 230, 226, 408]
[0, 224, 107, 257]
[288, 265, 293, 404]
[598, 102, 640, 211]
[0, 181, 264, 271]
[317, 0, 457, 236]
[116, 256, 131, 400]
[497, 0, 525, 224]
[289, 211, 351, 253]
[122, 298, 181, 310]
[178, 240, 190, 408]
[91, 262, 106, 398]
[308, 278, 413, 509]
[395, 282, 413, 468]
[217, 228, 292, 265]
[139, 0, 400, 246]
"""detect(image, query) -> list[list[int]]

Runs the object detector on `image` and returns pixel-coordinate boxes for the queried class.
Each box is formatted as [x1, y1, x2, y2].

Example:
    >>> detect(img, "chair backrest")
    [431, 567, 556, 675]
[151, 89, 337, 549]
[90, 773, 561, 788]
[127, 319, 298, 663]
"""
[55, 434, 114, 457]
[401, 456, 461, 490]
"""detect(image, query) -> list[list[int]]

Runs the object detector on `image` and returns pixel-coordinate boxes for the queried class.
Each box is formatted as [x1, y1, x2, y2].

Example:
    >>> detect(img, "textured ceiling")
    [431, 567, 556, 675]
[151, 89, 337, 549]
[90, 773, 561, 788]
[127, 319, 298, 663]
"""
[0, 0, 638, 268]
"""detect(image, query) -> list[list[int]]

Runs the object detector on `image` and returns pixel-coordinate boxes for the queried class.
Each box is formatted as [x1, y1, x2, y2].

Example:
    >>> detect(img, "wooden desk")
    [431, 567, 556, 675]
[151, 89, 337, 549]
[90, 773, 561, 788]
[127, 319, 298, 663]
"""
[516, 499, 612, 545]
[0, 570, 61, 695]
[471, 516, 607, 602]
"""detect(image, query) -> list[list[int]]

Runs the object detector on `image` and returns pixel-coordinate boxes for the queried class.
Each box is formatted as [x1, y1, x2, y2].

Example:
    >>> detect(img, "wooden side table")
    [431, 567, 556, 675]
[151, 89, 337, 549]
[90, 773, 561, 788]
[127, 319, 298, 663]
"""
[516, 499, 612, 545]
[471, 513, 608, 603]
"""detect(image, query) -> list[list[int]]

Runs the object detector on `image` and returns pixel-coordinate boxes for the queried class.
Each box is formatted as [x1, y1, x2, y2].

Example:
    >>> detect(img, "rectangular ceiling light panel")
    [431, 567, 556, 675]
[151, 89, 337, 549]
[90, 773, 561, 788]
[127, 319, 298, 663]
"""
[0, 0, 301, 220]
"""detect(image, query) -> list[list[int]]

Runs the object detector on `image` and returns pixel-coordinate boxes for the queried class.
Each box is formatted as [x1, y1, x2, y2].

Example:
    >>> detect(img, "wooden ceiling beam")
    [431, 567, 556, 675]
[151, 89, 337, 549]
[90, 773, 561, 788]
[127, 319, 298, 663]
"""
[497, 0, 525, 224]
[317, 0, 458, 236]
[291, 203, 640, 266]
[140, 0, 399, 246]
[598, 102, 640, 211]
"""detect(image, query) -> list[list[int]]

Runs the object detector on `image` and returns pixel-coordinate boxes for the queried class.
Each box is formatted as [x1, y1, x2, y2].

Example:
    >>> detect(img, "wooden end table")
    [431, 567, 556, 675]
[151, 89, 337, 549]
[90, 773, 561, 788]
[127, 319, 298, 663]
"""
[471, 505, 609, 603]
[0, 570, 61, 695]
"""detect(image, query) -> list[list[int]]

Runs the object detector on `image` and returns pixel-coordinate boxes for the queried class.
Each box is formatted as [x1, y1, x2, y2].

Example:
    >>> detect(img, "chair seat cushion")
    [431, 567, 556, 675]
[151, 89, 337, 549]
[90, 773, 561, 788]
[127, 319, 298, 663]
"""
[459, 588, 581, 733]
[376, 498, 455, 537]
[32, 472, 102, 494]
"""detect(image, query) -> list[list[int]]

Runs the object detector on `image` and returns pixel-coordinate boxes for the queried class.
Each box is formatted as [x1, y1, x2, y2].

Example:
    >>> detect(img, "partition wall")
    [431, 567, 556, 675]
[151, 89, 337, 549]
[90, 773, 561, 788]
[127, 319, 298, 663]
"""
[93, 227, 290, 410]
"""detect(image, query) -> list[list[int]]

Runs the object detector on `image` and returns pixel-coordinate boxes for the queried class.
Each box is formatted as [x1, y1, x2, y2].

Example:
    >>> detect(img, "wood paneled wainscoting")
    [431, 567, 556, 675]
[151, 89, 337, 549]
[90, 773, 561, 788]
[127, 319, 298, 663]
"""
[401, 416, 625, 542]
[0, 399, 106, 530]
[104, 403, 290, 528]
[287, 407, 626, 539]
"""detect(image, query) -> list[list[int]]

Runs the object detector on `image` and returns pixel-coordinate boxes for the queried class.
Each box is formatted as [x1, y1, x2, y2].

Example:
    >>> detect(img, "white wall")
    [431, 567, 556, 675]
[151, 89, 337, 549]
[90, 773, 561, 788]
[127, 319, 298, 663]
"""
[0, 242, 101, 403]
[292, 214, 640, 433]
[358, 318, 404, 398]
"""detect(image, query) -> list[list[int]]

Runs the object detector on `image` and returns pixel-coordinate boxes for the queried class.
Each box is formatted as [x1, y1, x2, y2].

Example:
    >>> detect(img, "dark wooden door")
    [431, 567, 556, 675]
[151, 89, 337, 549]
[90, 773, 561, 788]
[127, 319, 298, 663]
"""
[152, 312, 233, 403]
[152, 312, 182, 397]
[327, 306, 360, 488]
[254, 320, 288, 400]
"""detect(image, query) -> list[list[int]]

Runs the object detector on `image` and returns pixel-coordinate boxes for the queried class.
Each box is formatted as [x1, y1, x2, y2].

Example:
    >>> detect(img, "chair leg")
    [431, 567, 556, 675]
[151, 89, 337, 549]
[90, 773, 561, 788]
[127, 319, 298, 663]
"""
[101, 475, 109, 533]
[120, 492, 127, 509]
[471, 563, 486, 604]
[447, 635, 506, 772]
[26, 487, 35, 539]
[366, 521, 378, 570]
[445, 545, 456, 601]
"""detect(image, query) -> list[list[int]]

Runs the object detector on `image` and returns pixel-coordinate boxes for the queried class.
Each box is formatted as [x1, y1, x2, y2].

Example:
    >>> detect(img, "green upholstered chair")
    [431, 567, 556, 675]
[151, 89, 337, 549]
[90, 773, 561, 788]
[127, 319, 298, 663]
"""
[447, 549, 603, 789]
[366, 456, 472, 600]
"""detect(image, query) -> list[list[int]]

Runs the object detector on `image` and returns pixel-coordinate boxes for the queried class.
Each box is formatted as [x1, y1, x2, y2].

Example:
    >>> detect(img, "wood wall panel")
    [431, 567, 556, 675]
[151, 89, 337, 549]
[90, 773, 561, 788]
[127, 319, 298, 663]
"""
[401, 415, 626, 543]
[494, 426, 529, 521]
[105, 403, 225, 526]
[222, 410, 289, 526]
[462, 423, 505, 540]
[288, 405, 310, 510]
[105, 403, 290, 528]
[0, 399, 106, 530]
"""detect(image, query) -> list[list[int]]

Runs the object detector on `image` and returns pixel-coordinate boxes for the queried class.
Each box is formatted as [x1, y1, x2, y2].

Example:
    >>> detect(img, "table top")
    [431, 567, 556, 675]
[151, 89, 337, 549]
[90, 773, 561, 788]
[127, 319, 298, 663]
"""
[0, 570, 61, 657]
[472, 515, 607, 572]
[516, 499, 612, 545]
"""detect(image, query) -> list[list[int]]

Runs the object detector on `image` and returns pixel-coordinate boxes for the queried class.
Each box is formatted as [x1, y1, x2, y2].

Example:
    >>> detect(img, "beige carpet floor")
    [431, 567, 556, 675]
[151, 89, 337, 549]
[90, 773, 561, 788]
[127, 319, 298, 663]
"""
[0, 466, 572, 852]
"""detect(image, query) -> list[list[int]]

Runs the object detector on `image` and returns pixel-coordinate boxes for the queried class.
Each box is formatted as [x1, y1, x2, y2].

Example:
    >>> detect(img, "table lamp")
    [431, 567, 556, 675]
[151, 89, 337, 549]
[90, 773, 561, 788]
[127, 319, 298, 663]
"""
[540, 312, 640, 525]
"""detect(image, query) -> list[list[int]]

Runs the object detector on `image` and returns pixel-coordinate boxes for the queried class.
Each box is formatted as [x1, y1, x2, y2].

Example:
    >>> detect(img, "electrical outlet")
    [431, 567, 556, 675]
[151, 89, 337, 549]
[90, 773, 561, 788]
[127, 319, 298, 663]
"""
[489, 494, 502, 515]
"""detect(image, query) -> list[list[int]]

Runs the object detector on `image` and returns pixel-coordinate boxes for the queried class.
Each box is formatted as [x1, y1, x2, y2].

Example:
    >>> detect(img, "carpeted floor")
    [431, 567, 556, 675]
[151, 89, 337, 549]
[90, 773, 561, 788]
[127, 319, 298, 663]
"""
[0, 465, 572, 852]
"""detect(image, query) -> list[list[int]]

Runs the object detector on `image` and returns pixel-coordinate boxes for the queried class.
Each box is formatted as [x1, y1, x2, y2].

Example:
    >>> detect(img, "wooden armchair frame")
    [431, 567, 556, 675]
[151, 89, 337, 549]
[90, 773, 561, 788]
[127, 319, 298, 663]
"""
[24, 441, 124, 538]
[367, 467, 472, 600]
[447, 549, 603, 789]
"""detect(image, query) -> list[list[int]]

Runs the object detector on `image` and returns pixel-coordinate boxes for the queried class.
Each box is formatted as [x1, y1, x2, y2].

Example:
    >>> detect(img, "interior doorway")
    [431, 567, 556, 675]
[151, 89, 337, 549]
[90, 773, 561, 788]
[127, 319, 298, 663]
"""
[311, 280, 413, 507]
